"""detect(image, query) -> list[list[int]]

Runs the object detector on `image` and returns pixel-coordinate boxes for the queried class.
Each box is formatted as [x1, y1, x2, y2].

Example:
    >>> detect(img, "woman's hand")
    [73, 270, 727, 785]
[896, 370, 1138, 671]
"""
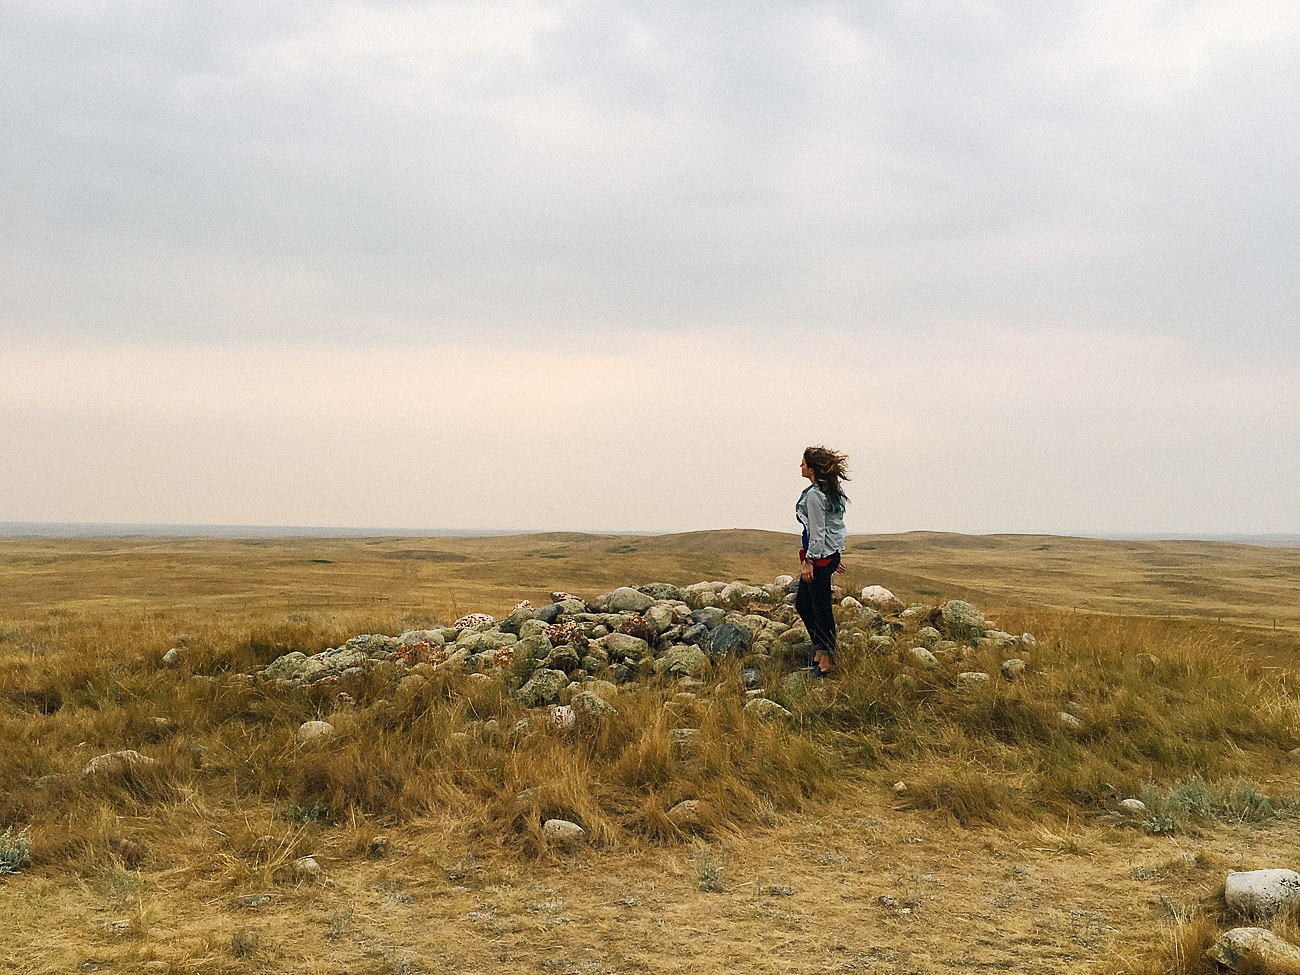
[800, 561, 813, 581]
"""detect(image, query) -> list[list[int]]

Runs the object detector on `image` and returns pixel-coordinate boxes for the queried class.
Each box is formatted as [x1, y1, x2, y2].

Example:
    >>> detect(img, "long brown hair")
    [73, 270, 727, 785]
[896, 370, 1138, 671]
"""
[804, 445, 850, 509]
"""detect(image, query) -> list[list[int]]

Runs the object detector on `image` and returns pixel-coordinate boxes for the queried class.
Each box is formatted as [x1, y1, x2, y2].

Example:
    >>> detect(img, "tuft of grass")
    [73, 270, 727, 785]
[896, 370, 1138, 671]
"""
[693, 845, 727, 892]
[280, 803, 332, 823]
[1120, 913, 1220, 975]
[231, 927, 261, 958]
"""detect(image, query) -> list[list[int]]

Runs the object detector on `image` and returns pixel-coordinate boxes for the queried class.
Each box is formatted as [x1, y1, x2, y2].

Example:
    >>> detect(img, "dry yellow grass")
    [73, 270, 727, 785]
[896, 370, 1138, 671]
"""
[0, 530, 1298, 974]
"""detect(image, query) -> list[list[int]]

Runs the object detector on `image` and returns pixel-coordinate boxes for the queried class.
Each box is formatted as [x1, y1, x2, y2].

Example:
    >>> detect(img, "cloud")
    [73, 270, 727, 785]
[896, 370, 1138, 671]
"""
[1, 0, 1295, 349]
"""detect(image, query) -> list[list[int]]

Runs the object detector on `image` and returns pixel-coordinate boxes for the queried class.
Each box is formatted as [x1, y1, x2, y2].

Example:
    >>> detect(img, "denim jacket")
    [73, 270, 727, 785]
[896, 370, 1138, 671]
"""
[796, 483, 846, 559]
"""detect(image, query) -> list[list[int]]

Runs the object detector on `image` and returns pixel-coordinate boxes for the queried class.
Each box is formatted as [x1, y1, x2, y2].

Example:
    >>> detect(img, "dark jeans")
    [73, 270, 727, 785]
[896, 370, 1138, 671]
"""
[795, 551, 840, 661]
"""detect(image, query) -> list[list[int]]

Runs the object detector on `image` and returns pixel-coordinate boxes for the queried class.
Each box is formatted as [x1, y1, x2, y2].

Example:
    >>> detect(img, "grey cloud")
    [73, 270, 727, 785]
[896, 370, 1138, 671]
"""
[1, 0, 1296, 348]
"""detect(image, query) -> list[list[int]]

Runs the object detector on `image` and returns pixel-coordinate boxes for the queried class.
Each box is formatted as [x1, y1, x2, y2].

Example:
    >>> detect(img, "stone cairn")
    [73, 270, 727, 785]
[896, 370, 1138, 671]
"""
[253, 580, 1038, 716]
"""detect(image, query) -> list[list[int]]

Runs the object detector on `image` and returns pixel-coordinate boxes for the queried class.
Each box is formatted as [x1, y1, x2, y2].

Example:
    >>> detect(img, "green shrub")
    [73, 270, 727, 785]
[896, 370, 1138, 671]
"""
[0, 826, 31, 874]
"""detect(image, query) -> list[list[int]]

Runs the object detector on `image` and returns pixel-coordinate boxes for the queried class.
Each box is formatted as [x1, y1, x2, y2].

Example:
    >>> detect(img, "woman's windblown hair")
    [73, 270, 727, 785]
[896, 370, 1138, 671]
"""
[803, 445, 850, 508]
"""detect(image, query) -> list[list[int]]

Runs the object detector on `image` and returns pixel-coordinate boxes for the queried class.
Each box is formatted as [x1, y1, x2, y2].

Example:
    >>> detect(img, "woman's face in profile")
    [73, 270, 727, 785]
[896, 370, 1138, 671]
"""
[800, 456, 813, 480]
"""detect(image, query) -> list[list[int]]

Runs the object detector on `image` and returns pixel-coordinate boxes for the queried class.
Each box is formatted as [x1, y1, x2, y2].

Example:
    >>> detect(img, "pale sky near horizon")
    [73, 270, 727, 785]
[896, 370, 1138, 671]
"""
[2, 0, 1297, 536]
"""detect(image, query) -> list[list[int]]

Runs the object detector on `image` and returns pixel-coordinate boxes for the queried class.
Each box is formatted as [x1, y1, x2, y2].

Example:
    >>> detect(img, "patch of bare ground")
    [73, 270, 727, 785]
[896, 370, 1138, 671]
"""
[7, 792, 1300, 974]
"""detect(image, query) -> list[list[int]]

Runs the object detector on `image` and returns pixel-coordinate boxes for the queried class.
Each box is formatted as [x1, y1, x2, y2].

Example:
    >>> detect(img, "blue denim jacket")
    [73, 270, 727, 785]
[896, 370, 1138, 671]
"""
[796, 483, 846, 559]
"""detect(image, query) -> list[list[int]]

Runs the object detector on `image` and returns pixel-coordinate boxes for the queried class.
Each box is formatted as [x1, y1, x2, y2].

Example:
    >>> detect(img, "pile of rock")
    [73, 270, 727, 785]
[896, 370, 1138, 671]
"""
[1208, 869, 1300, 972]
[251, 582, 1038, 707]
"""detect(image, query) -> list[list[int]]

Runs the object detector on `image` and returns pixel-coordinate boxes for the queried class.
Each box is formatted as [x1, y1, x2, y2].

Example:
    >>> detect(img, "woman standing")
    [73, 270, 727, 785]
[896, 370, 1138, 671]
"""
[795, 445, 849, 676]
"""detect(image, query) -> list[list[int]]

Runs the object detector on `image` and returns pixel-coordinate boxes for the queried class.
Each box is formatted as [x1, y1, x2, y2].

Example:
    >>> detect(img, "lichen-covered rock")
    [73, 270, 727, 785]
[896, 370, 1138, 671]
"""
[1208, 927, 1300, 973]
[914, 626, 942, 646]
[456, 630, 517, 654]
[980, 630, 1018, 650]
[515, 669, 568, 707]
[83, 750, 157, 776]
[638, 583, 684, 601]
[680, 622, 709, 646]
[262, 652, 311, 679]
[709, 621, 752, 657]
[657, 644, 710, 679]
[908, 646, 939, 669]
[744, 698, 792, 720]
[643, 603, 676, 634]
[957, 671, 990, 687]
[1058, 711, 1084, 731]
[867, 634, 895, 654]
[292, 855, 322, 880]
[583, 679, 619, 701]
[690, 607, 726, 629]
[1000, 658, 1027, 681]
[541, 644, 582, 673]
[296, 720, 336, 743]
[397, 629, 445, 648]
[590, 587, 654, 613]
[497, 606, 536, 635]
[671, 728, 701, 753]
[667, 799, 710, 832]
[571, 690, 619, 719]
[941, 600, 986, 640]
[720, 582, 767, 607]
[602, 632, 650, 663]
[342, 633, 401, 655]
[684, 587, 720, 609]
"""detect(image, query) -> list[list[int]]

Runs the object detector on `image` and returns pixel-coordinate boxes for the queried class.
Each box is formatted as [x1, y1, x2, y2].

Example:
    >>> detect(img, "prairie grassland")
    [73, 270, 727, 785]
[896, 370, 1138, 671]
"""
[0, 530, 1298, 974]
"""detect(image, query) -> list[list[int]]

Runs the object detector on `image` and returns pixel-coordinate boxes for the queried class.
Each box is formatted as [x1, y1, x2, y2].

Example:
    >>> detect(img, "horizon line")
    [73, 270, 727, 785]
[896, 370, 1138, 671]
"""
[2, 521, 1298, 546]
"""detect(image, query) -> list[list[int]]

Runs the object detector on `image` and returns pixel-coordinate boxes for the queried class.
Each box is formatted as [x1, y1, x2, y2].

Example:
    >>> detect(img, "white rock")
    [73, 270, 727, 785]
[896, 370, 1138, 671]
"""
[584, 679, 619, 701]
[840, 596, 863, 609]
[957, 671, 990, 686]
[1119, 798, 1147, 816]
[667, 799, 708, 831]
[893, 781, 908, 793]
[82, 750, 157, 776]
[1058, 711, 1084, 730]
[161, 648, 182, 667]
[297, 720, 336, 743]
[860, 586, 903, 614]
[550, 705, 576, 730]
[909, 646, 939, 669]
[773, 575, 794, 588]
[1019, 633, 1038, 650]
[1225, 869, 1300, 918]
[293, 855, 322, 879]
[744, 698, 792, 720]
[543, 819, 585, 844]
[1000, 658, 1027, 680]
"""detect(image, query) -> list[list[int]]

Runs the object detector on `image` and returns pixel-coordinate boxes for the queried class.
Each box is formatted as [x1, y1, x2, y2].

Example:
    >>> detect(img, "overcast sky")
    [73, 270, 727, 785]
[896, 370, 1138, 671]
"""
[2, 0, 1297, 536]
